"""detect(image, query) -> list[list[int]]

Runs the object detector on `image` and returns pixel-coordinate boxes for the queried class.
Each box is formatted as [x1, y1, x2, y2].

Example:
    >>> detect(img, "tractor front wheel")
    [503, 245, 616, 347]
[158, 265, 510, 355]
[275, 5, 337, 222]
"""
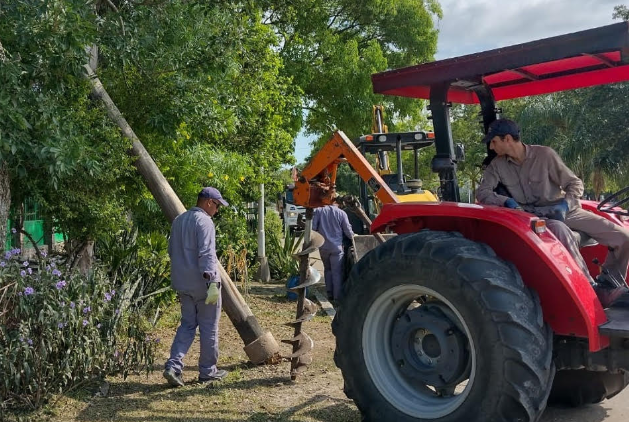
[333, 230, 554, 422]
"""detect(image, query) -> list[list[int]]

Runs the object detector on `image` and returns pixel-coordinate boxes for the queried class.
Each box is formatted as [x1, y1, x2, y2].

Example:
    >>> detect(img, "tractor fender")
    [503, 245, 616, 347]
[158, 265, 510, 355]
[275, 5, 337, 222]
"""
[372, 201, 609, 351]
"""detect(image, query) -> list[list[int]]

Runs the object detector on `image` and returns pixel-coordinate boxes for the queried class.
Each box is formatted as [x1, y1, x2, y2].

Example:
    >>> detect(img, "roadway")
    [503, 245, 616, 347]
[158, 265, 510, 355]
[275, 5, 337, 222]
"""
[541, 387, 629, 421]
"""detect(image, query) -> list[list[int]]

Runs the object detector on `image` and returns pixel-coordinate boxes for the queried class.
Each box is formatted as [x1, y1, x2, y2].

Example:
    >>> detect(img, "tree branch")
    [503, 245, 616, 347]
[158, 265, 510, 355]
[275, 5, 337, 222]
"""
[105, 0, 126, 37]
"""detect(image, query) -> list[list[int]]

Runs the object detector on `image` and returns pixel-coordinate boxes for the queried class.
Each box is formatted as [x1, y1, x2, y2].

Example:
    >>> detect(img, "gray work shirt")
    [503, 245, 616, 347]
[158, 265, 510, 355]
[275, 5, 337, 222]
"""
[312, 205, 354, 252]
[168, 207, 219, 294]
[476, 144, 584, 212]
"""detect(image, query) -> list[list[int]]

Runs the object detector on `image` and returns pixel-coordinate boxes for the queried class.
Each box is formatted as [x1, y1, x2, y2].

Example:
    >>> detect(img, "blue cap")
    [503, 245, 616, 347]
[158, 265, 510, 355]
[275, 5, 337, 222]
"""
[482, 119, 520, 143]
[198, 187, 228, 206]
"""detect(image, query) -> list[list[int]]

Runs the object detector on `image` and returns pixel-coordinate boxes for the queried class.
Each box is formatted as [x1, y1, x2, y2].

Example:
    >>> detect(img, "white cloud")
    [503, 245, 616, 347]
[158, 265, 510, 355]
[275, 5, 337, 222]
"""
[435, 0, 621, 59]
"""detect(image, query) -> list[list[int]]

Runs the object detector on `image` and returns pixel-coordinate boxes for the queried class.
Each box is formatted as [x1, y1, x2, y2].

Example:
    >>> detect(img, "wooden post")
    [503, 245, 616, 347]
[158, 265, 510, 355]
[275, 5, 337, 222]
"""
[84, 65, 279, 364]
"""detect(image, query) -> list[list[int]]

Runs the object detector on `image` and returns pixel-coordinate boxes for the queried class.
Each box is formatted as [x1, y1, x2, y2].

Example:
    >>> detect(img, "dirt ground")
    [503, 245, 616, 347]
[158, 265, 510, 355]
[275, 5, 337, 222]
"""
[13, 279, 629, 422]
[36, 282, 360, 422]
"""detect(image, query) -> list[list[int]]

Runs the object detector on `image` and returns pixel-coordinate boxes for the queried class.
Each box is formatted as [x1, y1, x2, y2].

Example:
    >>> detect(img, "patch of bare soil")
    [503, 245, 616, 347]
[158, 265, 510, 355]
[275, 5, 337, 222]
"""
[43, 282, 361, 422]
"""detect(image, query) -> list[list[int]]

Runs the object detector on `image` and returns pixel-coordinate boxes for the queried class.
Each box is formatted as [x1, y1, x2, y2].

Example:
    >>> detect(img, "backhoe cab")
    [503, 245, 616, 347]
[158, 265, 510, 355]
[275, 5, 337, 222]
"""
[357, 130, 437, 218]
[293, 21, 629, 422]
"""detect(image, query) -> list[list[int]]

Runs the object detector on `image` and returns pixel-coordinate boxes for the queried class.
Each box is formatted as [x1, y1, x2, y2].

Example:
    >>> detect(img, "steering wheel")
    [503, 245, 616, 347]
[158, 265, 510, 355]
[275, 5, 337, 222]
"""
[597, 186, 629, 216]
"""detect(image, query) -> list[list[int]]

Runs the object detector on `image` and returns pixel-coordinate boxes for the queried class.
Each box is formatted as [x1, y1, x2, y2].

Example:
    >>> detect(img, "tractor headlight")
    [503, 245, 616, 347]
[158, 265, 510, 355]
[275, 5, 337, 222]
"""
[288, 212, 297, 217]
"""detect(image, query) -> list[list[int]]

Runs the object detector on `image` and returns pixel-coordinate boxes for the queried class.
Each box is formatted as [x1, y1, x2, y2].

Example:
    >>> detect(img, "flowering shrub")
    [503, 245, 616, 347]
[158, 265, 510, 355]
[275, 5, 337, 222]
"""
[0, 249, 157, 411]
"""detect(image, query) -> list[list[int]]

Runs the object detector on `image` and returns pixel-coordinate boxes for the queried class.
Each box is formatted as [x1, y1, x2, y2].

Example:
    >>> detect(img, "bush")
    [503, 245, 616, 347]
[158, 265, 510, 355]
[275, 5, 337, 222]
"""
[97, 228, 174, 310]
[265, 209, 283, 240]
[267, 227, 303, 281]
[0, 249, 157, 412]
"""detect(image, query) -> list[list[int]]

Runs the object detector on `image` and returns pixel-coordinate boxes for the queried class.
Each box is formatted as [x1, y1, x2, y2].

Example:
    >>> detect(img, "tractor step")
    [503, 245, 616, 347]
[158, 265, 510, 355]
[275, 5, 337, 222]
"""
[599, 308, 629, 338]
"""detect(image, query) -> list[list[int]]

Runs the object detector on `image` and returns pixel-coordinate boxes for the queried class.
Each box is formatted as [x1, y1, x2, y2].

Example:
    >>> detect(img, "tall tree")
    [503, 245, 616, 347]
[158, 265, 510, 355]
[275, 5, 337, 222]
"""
[262, 0, 441, 144]
[0, 0, 134, 252]
[613, 4, 629, 19]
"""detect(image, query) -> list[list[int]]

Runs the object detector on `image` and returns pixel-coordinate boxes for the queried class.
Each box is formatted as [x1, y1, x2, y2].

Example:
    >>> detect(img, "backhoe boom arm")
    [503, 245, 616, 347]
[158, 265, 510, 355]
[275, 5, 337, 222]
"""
[293, 131, 399, 208]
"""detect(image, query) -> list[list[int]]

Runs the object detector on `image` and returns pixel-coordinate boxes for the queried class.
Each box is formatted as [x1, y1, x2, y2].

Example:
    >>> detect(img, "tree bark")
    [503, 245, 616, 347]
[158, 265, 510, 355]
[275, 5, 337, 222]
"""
[0, 162, 10, 252]
[83, 65, 279, 363]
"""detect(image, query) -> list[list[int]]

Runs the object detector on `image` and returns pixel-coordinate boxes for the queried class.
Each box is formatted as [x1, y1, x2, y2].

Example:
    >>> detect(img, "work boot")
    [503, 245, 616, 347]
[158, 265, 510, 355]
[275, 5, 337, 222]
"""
[592, 283, 629, 308]
[163, 367, 185, 387]
[198, 369, 228, 383]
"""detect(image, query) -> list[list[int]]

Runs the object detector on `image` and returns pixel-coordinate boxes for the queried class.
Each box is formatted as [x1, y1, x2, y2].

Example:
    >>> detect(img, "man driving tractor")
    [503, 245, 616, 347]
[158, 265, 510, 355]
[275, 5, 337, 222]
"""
[477, 118, 629, 308]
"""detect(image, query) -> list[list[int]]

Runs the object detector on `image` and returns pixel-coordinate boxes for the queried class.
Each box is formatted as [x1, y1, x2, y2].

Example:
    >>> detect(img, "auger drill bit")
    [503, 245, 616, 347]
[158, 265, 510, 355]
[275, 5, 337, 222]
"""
[283, 207, 322, 380]
[284, 298, 318, 326]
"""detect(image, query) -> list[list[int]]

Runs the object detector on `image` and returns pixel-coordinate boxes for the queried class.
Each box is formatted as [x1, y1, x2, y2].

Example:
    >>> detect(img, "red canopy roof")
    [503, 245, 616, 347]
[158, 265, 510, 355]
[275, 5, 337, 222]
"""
[372, 22, 629, 104]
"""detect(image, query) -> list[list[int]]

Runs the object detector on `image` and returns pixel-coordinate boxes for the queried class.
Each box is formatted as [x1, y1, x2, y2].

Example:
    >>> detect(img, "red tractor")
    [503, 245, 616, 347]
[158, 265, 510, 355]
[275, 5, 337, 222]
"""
[294, 22, 629, 422]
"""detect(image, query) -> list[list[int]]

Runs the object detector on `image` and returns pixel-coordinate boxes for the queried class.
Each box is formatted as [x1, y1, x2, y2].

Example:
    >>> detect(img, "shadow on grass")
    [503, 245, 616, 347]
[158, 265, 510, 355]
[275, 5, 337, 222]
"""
[68, 385, 360, 422]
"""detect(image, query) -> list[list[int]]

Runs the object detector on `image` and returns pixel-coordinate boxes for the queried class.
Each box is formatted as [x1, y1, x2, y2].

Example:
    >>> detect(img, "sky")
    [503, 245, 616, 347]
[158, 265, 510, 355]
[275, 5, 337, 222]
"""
[293, 0, 623, 163]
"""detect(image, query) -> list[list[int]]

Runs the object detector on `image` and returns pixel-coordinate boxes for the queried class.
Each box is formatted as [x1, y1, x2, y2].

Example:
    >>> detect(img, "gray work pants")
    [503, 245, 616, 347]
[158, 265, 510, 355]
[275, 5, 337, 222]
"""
[545, 219, 596, 284]
[165, 286, 221, 378]
[545, 208, 629, 283]
[320, 248, 345, 300]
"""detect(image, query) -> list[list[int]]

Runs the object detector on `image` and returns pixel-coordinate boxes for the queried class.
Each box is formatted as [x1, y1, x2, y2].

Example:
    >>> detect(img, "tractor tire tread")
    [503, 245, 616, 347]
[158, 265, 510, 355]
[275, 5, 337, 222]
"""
[335, 230, 553, 422]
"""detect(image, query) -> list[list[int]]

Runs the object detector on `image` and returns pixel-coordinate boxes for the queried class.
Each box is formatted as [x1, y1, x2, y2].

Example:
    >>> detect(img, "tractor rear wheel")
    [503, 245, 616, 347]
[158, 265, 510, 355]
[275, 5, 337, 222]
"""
[333, 230, 554, 422]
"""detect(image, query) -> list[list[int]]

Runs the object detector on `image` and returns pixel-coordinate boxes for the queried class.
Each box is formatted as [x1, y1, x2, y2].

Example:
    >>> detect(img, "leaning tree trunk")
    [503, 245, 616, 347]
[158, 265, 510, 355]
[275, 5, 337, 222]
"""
[83, 64, 279, 365]
[0, 162, 10, 252]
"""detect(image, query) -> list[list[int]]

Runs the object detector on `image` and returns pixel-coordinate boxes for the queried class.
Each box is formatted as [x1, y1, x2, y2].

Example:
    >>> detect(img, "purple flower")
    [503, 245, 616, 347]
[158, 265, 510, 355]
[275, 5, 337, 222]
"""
[27, 338, 33, 346]
[57, 322, 64, 329]
[96, 323, 101, 329]
[27, 268, 32, 275]
[154, 338, 160, 343]
[0, 261, 5, 267]
[18, 292, 22, 296]
[46, 265, 51, 271]
[115, 308, 120, 315]
[4, 252, 10, 259]
[104, 292, 112, 302]
[111, 290, 116, 296]
[114, 350, 119, 358]
[82, 320, 88, 326]
[83, 306, 91, 314]
[41, 251, 47, 257]
[50, 262, 56, 268]
[55, 280, 66, 290]
[52, 269, 61, 277]
[22, 261, 29, 267]
[11, 228, 16, 234]
[24, 287, 34, 296]
[12, 248, 21, 254]
[70, 301, 75, 309]
[20, 270, 26, 277]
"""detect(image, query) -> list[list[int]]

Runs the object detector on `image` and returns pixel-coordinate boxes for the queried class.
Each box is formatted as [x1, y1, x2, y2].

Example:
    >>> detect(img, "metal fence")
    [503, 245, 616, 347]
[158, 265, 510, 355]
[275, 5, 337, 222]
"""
[5, 199, 63, 251]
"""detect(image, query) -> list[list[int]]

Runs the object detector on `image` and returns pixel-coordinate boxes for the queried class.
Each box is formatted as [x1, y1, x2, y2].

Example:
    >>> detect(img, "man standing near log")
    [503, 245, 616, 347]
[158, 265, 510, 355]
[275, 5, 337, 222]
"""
[163, 187, 229, 386]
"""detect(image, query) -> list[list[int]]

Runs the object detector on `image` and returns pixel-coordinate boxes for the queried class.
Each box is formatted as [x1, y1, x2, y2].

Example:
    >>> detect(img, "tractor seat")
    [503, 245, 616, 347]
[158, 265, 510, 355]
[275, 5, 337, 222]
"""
[572, 230, 598, 248]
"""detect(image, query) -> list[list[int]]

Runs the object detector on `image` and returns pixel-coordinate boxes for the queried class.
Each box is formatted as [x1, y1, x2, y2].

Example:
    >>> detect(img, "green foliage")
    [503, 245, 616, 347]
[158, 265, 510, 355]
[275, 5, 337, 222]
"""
[0, 0, 135, 244]
[214, 207, 258, 270]
[334, 163, 361, 197]
[97, 1, 302, 194]
[97, 227, 174, 308]
[516, 84, 629, 191]
[265, 208, 284, 239]
[264, 0, 440, 145]
[613, 5, 629, 20]
[267, 227, 303, 281]
[0, 250, 157, 411]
